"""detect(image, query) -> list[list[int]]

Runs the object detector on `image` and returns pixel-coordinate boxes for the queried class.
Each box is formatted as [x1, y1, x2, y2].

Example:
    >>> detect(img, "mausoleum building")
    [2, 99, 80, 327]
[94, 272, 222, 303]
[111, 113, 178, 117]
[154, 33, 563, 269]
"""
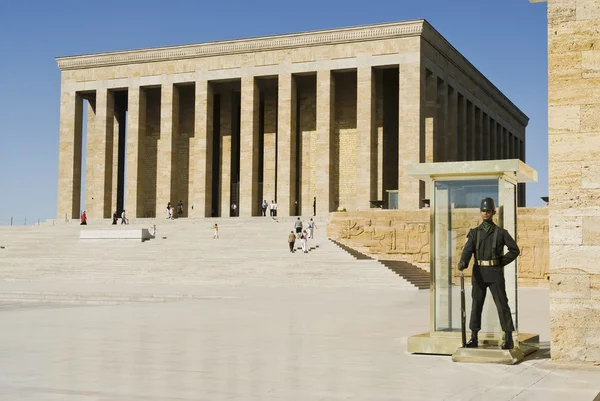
[56, 20, 528, 219]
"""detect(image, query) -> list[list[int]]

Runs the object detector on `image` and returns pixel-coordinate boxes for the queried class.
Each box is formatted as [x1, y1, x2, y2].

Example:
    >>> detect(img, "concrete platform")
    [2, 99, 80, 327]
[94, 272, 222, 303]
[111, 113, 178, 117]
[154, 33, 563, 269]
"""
[79, 228, 152, 241]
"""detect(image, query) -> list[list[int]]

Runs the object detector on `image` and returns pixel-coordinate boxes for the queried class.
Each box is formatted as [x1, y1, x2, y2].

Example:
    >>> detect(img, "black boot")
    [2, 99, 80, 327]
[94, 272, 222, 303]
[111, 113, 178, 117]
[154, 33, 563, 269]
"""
[501, 331, 514, 350]
[465, 331, 478, 348]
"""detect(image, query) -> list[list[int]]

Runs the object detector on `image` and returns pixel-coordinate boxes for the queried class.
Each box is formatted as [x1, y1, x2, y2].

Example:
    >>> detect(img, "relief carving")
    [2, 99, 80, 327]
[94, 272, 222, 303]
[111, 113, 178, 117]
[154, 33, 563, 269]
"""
[329, 208, 549, 285]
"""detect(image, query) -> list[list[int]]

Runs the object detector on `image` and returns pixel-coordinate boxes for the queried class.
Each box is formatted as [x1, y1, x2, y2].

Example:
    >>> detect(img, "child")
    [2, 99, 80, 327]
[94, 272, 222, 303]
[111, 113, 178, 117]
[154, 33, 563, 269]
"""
[213, 224, 219, 239]
[301, 230, 308, 254]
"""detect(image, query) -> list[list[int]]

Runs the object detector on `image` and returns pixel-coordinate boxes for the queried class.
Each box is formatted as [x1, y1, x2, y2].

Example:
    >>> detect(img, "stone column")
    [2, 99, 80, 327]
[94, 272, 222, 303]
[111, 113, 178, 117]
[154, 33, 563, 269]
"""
[495, 122, 501, 160]
[126, 86, 146, 218]
[316, 70, 334, 214]
[262, 88, 278, 207]
[398, 62, 422, 209]
[190, 80, 214, 217]
[489, 118, 496, 160]
[458, 94, 467, 161]
[156, 83, 176, 217]
[474, 107, 482, 160]
[277, 73, 297, 217]
[86, 89, 114, 219]
[435, 78, 447, 162]
[239, 76, 260, 216]
[356, 66, 376, 210]
[482, 113, 490, 160]
[503, 127, 509, 159]
[446, 86, 458, 161]
[220, 92, 232, 217]
[57, 91, 83, 220]
[466, 101, 474, 160]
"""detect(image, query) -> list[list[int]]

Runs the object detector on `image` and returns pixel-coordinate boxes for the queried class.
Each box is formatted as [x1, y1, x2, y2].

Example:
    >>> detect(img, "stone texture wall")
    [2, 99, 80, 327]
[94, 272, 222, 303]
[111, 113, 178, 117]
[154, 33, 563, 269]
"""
[327, 207, 549, 286]
[547, 0, 600, 364]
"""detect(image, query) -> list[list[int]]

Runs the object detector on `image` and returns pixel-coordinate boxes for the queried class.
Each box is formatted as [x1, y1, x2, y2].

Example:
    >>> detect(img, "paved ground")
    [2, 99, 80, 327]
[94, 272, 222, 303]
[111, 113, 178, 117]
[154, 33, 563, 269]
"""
[1, 285, 598, 401]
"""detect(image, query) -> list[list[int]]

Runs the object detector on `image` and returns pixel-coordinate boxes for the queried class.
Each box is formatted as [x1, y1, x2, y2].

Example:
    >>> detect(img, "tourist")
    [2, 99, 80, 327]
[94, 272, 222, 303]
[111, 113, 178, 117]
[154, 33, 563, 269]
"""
[288, 230, 296, 252]
[166, 202, 173, 219]
[313, 196, 317, 216]
[301, 230, 308, 253]
[273, 201, 277, 217]
[80, 210, 87, 225]
[458, 197, 520, 350]
[308, 218, 317, 239]
[112, 211, 118, 225]
[294, 217, 303, 238]
[294, 200, 299, 216]
[231, 202, 237, 217]
[270, 200, 275, 217]
[262, 200, 268, 216]
[213, 224, 219, 239]
[121, 210, 128, 225]
[177, 200, 183, 217]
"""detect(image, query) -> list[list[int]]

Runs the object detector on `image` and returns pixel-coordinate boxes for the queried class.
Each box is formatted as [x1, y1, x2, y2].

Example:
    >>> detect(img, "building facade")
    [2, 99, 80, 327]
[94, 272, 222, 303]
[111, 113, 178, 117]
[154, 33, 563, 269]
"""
[56, 20, 528, 220]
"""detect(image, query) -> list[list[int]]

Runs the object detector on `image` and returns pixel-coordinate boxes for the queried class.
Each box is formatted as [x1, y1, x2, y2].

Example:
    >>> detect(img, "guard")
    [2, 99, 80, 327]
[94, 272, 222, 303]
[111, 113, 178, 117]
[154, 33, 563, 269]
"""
[457, 197, 520, 350]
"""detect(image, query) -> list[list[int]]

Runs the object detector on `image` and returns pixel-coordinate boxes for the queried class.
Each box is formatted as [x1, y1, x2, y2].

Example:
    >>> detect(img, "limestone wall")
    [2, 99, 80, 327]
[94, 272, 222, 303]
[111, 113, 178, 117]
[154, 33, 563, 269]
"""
[327, 207, 549, 286]
[547, 0, 600, 364]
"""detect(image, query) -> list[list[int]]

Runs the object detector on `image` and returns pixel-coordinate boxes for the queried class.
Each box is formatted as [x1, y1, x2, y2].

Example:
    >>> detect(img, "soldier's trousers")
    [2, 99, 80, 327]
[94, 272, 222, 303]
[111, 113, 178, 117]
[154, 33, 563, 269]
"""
[469, 275, 515, 332]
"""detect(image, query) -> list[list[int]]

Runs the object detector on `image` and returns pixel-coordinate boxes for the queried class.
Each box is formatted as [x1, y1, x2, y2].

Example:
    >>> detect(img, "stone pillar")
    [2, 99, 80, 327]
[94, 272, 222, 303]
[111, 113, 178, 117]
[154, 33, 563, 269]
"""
[190, 80, 214, 217]
[495, 121, 502, 160]
[474, 107, 482, 160]
[434, 78, 447, 162]
[458, 94, 467, 161]
[57, 91, 83, 220]
[126, 86, 146, 218]
[240, 76, 260, 216]
[446, 86, 458, 161]
[85, 89, 114, 219]
[482, 113, 490, 160]
[503, 127, 509, 159]
[356, 66, 376, 210]
[375, 69, 384, 202]
[262, 88, 278, 207]
[220, 92, 232, 217]
[156, 83, 176, 217]
[277, 73, 297, 217]
[398, 62, 422, 210]
[489, 118, 496, 160]
[466, 100, 474, 160]
[316, 70, 333, 214]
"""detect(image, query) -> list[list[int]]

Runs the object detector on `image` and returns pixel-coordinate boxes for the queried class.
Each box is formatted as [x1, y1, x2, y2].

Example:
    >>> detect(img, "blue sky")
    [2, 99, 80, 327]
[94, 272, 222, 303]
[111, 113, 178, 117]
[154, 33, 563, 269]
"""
[0, 0, 548, 225]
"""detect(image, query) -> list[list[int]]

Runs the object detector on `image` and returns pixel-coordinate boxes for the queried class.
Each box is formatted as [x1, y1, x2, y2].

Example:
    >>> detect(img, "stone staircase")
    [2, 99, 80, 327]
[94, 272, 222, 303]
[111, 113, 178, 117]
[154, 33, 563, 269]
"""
[0, 215, 417, 303]
[329, 239, 431, 290]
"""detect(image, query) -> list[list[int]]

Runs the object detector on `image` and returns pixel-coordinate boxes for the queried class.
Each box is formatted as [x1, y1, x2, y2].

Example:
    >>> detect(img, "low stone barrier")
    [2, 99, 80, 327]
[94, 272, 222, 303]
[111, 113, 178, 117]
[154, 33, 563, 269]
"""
[80, 228, 153, 242]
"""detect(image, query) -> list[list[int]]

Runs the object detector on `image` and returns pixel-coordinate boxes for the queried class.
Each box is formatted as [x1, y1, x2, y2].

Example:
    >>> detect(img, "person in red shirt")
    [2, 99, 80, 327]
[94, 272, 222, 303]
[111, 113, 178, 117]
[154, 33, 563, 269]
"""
[80, 210, 87, 225]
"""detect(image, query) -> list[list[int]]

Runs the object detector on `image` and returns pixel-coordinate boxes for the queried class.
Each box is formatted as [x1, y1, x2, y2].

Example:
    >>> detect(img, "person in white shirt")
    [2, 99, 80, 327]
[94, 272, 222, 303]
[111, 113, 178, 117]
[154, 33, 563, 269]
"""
[308, 218, 317, 239]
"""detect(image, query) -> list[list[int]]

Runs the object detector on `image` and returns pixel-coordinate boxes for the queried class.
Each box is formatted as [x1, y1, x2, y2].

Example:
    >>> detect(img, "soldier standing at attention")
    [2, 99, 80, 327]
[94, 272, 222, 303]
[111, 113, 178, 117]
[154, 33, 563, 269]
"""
[458, 197, 520, 350]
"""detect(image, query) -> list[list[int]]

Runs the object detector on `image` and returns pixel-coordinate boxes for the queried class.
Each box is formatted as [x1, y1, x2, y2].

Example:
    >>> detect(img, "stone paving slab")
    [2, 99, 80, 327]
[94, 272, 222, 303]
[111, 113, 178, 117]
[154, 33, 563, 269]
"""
[0, 286, 598, 401]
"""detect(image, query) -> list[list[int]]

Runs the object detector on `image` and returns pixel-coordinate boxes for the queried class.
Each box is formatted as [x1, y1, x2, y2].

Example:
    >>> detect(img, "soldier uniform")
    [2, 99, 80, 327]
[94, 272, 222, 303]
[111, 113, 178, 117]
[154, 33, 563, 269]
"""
[458, 197, 520, 349]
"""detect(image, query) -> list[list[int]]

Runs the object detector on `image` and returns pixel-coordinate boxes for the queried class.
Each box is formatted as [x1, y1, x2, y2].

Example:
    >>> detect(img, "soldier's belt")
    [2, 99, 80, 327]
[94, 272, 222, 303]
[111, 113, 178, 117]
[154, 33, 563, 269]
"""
[478, 260, 499, 267]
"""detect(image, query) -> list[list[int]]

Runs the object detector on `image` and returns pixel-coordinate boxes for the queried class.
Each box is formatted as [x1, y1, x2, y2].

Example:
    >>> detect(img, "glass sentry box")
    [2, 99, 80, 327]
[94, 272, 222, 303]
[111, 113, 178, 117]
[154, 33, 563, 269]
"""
[406, 160, 539, 362]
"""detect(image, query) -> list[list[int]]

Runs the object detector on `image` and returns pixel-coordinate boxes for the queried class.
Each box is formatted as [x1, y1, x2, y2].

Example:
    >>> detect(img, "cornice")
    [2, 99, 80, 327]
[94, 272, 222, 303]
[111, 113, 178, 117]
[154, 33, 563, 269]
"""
[420, 22, 529, 126]
[56, 21, 424, 71]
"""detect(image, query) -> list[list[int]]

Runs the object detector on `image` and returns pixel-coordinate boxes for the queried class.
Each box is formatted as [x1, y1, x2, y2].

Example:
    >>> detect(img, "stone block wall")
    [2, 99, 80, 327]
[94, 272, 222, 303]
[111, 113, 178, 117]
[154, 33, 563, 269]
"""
[327, 207, 549, 286]
[547, 0, 600, 364]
